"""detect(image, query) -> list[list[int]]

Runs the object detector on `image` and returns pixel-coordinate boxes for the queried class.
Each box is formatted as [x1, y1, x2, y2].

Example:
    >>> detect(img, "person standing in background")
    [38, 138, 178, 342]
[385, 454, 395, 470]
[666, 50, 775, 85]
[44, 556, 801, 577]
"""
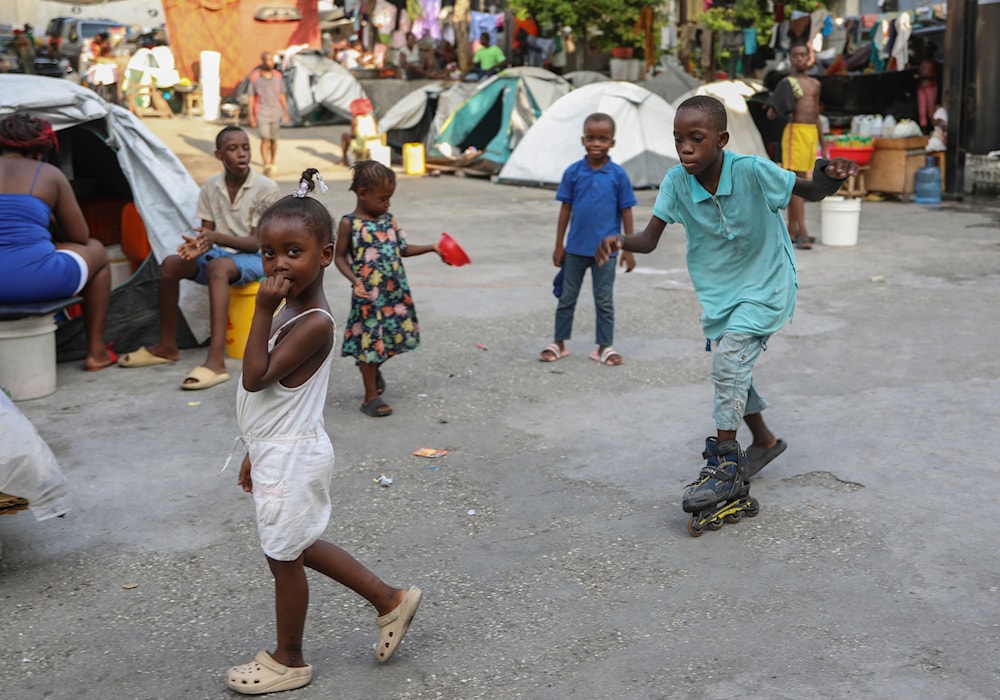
[247, 52, 290, 178]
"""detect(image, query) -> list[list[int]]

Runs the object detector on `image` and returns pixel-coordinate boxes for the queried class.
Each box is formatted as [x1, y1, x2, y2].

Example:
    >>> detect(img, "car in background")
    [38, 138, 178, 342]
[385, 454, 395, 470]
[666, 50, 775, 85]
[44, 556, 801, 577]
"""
[0, 34, 70, 78]
[45, 17, 131, 72]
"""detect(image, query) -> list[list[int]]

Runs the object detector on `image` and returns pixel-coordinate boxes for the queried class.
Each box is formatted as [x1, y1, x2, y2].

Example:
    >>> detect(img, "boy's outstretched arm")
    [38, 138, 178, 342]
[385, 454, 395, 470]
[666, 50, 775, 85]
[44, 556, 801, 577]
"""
[794, 157, 858, 201]
[595, 215, 667, 266]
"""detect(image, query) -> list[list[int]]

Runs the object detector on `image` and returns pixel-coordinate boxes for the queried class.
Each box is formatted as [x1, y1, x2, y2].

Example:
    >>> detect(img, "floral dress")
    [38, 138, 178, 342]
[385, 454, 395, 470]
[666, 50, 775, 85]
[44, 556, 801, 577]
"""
[340, 213, 420, 364]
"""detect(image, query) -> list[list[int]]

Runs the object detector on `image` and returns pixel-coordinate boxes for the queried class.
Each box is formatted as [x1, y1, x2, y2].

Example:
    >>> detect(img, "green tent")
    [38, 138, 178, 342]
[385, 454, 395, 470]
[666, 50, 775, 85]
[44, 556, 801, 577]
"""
[430, 67, 571, 172]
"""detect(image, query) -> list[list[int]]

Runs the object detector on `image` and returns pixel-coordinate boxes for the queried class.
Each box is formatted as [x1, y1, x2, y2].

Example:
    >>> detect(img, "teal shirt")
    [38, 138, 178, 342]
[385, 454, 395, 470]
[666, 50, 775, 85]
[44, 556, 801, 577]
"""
[652, 151, 798, 339]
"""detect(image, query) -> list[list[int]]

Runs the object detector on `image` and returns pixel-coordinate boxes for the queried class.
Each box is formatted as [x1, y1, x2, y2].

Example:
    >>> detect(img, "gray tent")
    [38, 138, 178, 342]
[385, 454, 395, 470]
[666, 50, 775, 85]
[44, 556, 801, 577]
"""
[0, 75, 213, 347]
[564, 71, 612, 88]
[642, 62, 702, 104]
[283, 50, 368, 126]
[376, 80, 477, 153]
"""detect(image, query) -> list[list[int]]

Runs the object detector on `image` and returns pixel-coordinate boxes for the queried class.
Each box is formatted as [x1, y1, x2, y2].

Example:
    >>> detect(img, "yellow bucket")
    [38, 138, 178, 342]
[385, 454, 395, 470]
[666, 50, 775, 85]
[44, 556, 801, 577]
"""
[403, 142, 426, 176]
[226, 281, 260, 359]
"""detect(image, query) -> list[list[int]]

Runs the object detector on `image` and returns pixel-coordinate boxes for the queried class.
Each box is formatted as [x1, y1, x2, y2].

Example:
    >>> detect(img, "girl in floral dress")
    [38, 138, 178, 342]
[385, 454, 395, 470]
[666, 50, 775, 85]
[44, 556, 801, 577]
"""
[334, 161, 441, 417]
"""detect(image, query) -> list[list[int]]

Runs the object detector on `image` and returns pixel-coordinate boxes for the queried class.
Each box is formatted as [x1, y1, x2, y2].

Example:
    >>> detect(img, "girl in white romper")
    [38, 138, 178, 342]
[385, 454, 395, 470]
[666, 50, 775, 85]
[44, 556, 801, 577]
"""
[225, 169, 422, 696]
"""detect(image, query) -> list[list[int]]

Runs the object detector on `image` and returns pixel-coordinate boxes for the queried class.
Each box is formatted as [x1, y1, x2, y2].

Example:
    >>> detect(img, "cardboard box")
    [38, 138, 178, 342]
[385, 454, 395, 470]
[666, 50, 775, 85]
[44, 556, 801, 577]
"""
[873, 135, 930, 150]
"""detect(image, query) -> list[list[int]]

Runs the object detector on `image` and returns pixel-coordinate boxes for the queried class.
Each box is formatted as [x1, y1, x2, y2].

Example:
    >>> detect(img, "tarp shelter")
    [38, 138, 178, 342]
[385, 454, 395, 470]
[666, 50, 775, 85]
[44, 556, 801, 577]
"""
[376, 80, 477, 154]
[498, 81, 680, 189]
[229, 50, 368, 126]
[672, 79, 769, 158]
[0, 75, 209, 354]
[430, 66, 571, 174]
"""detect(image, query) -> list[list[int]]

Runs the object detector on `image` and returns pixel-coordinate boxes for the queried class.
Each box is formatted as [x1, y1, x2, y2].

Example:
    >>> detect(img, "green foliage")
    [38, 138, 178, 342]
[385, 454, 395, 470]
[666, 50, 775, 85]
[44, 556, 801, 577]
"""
[508, 0, 650, 54]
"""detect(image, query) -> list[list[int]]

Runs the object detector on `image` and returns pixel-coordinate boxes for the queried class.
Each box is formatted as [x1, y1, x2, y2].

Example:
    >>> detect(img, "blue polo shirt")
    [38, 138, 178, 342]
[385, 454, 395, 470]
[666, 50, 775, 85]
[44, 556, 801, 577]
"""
[556, 157, 637, 257]
[652, 151, 798, 339]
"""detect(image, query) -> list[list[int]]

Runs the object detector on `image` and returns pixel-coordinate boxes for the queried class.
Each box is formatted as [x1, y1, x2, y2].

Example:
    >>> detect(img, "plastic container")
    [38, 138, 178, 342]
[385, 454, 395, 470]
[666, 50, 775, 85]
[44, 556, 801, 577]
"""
[914, 156, 942, 204]
[438, 232, 471, 266]
[609, 58, 628, 80]
[820, 196, 861, 247]
[827, 146, 874, 166]
[368, 141, 391, 167]
[226, 281, 260, 359]
[404, 142, 426, 175]
[0, 314, 58, 400]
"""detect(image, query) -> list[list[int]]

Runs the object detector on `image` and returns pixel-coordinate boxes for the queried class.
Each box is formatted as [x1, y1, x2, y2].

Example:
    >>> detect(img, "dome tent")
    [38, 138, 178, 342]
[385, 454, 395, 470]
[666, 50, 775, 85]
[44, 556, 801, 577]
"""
[498, 81, 680, 189]
[376, 80, 477, 154]
[429, 66, 571, 174]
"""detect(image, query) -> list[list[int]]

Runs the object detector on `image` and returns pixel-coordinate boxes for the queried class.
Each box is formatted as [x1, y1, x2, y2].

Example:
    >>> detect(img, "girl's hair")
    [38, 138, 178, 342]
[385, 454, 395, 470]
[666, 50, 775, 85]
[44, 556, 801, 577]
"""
[0, 113, 58, 156]
[349, 160, 395, 193]
[258, 168, 335, 245]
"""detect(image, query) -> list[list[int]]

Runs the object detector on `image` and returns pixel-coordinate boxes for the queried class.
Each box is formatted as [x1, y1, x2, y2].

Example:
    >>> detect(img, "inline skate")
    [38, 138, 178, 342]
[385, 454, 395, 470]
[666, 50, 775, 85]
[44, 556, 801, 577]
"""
[682, 437, 760, 537]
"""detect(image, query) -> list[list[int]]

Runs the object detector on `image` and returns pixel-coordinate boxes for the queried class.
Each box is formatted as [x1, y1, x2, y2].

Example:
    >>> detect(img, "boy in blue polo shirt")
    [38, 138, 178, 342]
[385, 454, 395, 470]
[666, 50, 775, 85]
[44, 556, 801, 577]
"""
[539, 113, 636, 366]
[595, 96, 857, 531]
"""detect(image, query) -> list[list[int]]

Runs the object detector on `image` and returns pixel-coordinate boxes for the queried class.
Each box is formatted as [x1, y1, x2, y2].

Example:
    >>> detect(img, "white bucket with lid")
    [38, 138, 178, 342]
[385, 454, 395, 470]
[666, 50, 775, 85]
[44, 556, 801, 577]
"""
[820, 196, 861, 247]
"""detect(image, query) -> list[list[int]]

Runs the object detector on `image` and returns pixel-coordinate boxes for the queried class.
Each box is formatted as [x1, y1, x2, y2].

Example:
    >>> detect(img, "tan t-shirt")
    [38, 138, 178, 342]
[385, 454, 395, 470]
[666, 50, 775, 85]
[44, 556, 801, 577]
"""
[195, 170, 280, 252]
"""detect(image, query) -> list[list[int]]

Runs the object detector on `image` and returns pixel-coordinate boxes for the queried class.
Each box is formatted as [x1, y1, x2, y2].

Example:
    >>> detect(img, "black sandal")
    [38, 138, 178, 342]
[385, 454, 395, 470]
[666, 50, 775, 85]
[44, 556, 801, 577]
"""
[360, 396, 393, 417]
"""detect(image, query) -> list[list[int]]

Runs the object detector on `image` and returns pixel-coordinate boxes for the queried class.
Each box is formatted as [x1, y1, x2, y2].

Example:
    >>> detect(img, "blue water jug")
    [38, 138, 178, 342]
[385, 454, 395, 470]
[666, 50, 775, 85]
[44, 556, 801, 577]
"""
[914, 156, 942, 204]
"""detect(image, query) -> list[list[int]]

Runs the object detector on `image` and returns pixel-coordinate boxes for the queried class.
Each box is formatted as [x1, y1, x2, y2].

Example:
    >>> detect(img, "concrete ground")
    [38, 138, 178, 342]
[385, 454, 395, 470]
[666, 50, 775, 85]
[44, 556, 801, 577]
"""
[2, 116, 999, 700]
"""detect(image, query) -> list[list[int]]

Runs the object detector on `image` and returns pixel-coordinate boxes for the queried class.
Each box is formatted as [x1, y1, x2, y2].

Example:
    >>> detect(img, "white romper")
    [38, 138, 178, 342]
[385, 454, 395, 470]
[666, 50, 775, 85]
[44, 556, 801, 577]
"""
[235, 308, 337, 561]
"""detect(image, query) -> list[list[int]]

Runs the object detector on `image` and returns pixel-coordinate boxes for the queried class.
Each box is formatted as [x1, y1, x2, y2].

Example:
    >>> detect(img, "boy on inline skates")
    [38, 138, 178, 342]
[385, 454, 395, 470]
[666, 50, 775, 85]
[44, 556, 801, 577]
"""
[594, 95, 858, 535]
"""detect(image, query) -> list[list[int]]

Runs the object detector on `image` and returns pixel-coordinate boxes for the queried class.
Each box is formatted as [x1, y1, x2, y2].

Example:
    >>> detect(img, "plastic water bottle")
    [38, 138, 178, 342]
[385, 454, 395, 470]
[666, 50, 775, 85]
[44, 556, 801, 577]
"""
[914, 156, 942, 204]
[882, 114, 896, 135]
[872, 114, 883, 138]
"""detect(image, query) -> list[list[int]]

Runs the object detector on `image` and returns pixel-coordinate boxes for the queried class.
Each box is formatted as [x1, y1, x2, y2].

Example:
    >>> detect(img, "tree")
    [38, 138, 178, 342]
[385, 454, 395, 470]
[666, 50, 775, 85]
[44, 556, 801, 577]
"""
[508, 0, 649, 57]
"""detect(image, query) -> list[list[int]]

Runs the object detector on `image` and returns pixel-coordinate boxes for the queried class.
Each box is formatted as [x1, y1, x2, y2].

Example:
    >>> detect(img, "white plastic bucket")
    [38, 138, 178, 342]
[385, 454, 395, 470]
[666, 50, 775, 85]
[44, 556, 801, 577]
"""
[627, 58, 643, 81]
[821, 196, 861, 246]
[609, 58, 628, 80]
[0, 314, 58, 400]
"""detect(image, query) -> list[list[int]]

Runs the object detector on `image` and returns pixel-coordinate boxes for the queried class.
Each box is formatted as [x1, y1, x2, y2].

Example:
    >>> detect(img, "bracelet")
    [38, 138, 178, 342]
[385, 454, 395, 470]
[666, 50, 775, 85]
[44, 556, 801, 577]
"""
[618, 234, 627, 251]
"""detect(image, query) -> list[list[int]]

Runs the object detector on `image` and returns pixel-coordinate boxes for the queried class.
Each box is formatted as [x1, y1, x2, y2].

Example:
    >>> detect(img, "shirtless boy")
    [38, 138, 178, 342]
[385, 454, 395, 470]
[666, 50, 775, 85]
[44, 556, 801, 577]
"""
[767, 43, 827, 250]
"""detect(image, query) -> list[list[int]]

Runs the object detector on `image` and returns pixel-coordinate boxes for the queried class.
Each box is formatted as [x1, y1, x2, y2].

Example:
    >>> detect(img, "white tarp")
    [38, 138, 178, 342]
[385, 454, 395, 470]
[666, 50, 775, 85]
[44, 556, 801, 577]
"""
[0, 75, 209, 340]
[498, 81, 680, 189]
[0, 392, 69, 521]
[672, 79, 768, 158]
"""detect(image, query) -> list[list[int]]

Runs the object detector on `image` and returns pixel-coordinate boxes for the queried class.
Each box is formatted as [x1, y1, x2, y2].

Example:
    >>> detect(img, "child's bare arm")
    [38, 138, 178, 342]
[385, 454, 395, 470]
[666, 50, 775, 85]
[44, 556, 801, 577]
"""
[554, 202, 571, 267]
[596, 215, 666, 266]
[400, 242, 441, 258]
[238, 452, 253, 493]
[619, 207, 636, 272]
[333, 217, 358, 279]
[240, 278, 330, 391]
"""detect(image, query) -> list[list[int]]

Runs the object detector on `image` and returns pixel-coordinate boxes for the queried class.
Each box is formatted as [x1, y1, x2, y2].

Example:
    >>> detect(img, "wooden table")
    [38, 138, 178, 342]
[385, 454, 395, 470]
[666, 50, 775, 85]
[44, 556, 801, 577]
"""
[867, 135, 930, 196]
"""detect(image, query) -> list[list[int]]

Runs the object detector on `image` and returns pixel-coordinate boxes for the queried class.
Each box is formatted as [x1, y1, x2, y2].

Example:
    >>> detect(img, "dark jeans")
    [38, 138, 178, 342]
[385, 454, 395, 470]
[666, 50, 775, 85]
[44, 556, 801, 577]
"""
[555, 252, 616, 347]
